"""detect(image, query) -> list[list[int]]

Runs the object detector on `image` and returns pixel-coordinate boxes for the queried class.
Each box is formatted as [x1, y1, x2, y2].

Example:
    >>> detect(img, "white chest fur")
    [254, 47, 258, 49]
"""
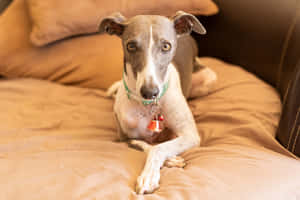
[114, 85, 157, 140]
[114, 63, 180, 141]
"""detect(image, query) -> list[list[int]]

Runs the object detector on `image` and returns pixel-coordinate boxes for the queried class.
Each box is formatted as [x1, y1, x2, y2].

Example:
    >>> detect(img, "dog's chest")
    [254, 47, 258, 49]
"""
[114, 85, 163, 140]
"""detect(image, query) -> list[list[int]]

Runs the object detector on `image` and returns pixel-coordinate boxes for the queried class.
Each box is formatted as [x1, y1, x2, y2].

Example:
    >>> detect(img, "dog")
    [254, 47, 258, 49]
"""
[99, 11, 217, 194]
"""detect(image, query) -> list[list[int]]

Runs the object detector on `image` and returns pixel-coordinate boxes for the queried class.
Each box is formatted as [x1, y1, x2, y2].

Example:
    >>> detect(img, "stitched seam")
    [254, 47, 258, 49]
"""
[282, 77, 292, 105]
[292, 126, 300, 153]
[282, 64, 300, 105]
[287, 109, 300, 149]
[276, 11, 299, 89]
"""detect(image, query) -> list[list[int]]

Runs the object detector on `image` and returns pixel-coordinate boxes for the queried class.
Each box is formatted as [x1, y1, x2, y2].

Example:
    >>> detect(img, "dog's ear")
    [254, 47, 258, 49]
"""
[99, 12, 127, 36]
[171, 11, 206, 36]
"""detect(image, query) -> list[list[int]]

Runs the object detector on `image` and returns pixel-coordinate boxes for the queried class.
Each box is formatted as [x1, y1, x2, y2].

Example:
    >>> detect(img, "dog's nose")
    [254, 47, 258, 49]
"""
[140, 85, 160, 99]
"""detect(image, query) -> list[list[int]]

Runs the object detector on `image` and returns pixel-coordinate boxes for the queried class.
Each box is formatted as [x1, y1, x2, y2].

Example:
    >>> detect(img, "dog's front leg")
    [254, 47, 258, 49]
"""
[129, 140, 186, 168]
[136, 94, 200, 194]
[130, 140, 186, 168]
[136, 137, 198, 194]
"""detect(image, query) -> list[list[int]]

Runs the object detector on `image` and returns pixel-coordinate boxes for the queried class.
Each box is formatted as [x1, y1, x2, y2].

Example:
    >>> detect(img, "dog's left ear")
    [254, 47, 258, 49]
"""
[99, 12, 127, 36]
[171, 11, 206, 36]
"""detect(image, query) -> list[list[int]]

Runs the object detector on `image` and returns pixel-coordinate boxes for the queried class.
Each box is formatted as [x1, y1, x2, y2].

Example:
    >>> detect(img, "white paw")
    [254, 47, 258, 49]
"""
[190, 67, 217, 98]
[106, 80, 121, 98]
[164, 156, 186, 168]
[136, 165, 160, 194]
[129, 140, 151, 153]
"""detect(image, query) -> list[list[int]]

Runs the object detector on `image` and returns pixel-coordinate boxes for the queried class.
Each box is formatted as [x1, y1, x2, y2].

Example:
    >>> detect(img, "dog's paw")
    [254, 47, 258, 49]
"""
[106, 80, 121, 98]
[190, 66, 217, 98]
[164, 156, 186, 168]
[136, 165, 160, 194]
[129, 140, 152, 153]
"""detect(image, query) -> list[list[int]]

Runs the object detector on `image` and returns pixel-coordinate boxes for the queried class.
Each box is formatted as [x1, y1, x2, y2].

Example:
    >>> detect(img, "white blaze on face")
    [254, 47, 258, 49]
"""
[136, 26, 161, 95]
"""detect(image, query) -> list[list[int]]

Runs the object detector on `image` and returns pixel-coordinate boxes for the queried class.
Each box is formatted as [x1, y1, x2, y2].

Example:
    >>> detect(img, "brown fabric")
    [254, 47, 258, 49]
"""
[0, 0, 11, 14]
[26, 0, 219, 46]
[194, 0, 297, 91]
[276, 62, 300, 157]
[277, 8, 300, 96]
[194, 0, 300, 157]
[0, 57, 299, 200]
[0, 0, 124, 90]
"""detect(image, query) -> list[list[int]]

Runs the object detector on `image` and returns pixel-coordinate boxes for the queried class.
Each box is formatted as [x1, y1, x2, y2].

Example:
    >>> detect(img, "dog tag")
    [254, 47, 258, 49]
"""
[157, 114, 164, 121]
[147, 114, 164, 133]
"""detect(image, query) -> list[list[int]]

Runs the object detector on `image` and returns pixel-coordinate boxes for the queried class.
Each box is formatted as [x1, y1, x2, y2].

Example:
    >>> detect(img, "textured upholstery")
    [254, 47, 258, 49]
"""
[195, 0, 300, 156]
[0, 0, 11, 14]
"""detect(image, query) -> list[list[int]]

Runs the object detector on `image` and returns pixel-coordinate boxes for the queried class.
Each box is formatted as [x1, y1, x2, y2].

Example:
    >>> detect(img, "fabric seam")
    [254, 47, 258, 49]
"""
[292, 126, 300, 153]
[288, 109, 300, 149]
[276, 10, 299, 90]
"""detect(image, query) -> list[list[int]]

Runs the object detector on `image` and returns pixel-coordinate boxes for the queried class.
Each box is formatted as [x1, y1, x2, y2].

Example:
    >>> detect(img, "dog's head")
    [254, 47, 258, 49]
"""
[99, 11, 206, 100]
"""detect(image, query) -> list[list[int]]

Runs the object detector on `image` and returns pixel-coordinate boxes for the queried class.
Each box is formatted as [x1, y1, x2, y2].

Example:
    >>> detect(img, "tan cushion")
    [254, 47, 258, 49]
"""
[0, 0, 124, 90]
[26, 0, 219, 46]
[0, 57, 299, 199]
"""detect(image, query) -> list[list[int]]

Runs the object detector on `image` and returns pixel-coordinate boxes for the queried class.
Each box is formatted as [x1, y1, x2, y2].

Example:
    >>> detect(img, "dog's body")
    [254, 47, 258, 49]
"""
[99, 12, 216, 194]
[113, 35, 198, 142]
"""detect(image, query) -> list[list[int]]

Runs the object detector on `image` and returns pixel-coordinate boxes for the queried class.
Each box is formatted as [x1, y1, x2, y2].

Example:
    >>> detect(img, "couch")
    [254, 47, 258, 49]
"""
[194, 0, 300, 157]
[0, 0, 299, 199]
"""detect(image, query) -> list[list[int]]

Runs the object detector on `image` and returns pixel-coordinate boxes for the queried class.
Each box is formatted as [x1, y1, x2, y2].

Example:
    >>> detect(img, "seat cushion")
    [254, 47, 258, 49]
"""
[0, 57, 299, 200]
[0, 0, 124, 90]
[25, 0, 218, 46]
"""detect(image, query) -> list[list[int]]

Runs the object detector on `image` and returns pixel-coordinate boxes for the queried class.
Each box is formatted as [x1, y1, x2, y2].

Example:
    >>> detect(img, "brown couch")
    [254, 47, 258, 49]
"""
[2, 0, 298, 157]
[0, 1, 299, 199]
[194, 0, 300, 156]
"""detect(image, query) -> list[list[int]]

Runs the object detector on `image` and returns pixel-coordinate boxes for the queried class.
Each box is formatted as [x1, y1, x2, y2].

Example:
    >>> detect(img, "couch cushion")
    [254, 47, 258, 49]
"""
[26, 0, 218, 46]
[0, 0, 124, 90]
[276, 60, 300, 157]
[0, 57, 299, 200]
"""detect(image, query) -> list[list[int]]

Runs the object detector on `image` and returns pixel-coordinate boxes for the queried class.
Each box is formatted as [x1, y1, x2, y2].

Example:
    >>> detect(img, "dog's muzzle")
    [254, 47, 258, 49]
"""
[140, 85, 159, 99]
[122, 71, 169, 106]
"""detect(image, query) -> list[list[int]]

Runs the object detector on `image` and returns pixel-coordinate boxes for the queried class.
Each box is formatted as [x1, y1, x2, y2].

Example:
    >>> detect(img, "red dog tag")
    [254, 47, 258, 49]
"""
[147, 114, 164, 133]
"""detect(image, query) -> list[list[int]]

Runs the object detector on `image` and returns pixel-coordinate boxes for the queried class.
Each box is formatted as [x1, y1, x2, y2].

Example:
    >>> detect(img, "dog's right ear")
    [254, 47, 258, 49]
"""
[99, 12, 126, 36]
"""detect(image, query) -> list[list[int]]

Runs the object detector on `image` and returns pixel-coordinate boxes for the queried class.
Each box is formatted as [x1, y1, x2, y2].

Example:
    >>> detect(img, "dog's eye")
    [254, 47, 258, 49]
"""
[162, 42, 171, 52]
[126, 42, 137, 52]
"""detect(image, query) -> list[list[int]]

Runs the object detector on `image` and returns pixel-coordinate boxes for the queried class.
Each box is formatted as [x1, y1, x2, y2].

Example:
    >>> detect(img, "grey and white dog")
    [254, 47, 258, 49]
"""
[99, 11, 217, 194]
